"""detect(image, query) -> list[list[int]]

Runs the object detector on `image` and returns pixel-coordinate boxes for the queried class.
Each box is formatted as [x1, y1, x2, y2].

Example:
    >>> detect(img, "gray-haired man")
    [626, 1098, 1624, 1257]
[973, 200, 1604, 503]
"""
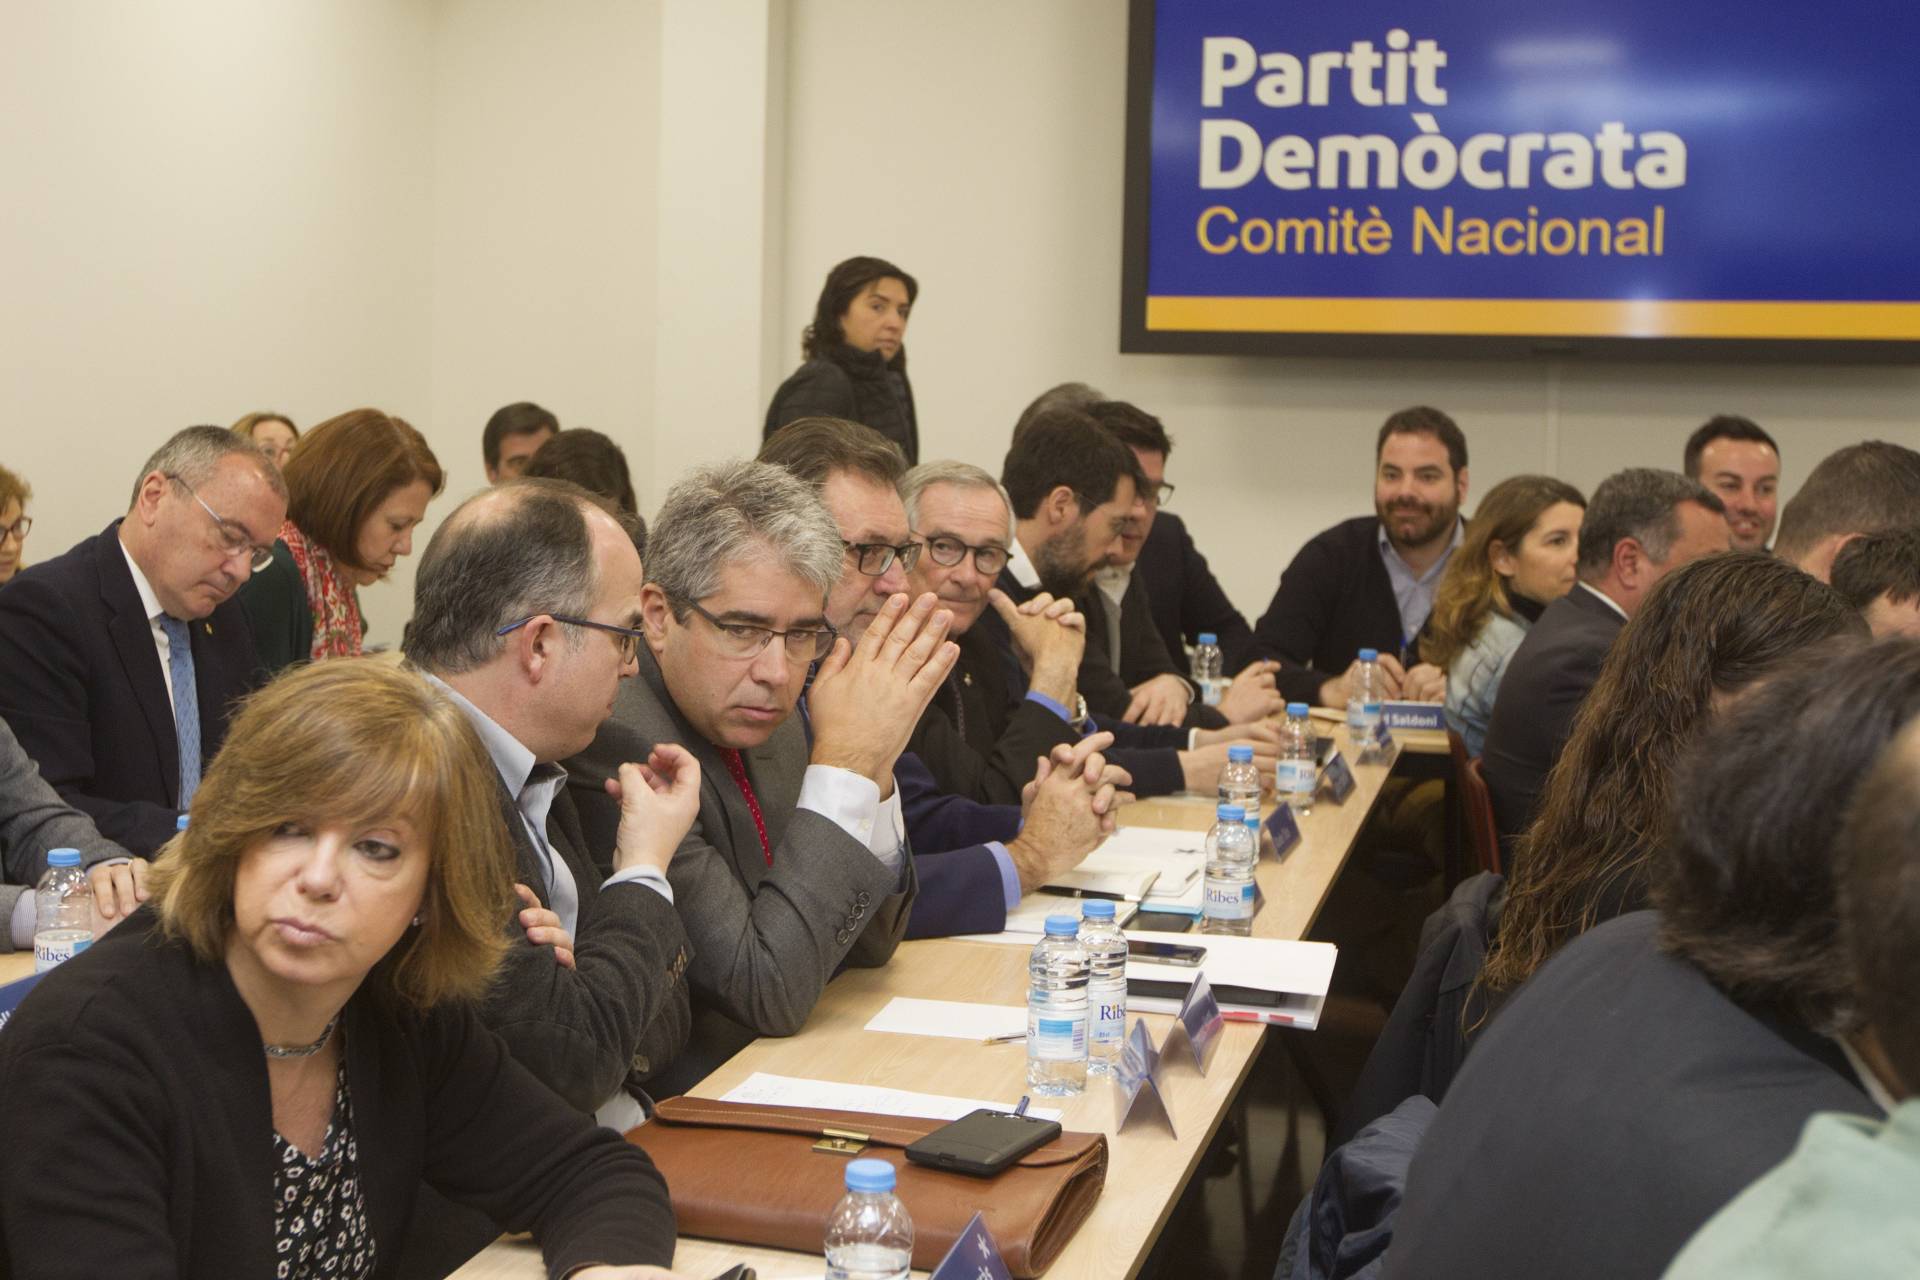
[569, 459, 954, 1090]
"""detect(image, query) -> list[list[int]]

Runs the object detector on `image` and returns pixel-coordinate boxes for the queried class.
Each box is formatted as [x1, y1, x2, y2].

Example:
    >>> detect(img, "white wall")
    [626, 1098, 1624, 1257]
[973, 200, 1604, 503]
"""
[778, 1, 1920, 622]
[0, 0, 434, 609]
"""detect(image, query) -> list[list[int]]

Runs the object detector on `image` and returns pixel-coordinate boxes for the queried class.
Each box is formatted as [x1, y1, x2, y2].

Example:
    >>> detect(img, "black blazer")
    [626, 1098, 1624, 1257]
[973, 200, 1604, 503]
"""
[0, 522, 259, 856]
[907, 622, 1079, 807]
[1382, 911, 1877, 1280]
[0, 909, 676, 1279]
[895, 752, 1019, 940]
[763, 344, 919, 463]
[1079, 574, 1226, 730]
[1478, 585, 1626, 850]
[1250, 515, 1422, 706]
[481, 780, 692, 1113]
[1136, 511, 1256, 675]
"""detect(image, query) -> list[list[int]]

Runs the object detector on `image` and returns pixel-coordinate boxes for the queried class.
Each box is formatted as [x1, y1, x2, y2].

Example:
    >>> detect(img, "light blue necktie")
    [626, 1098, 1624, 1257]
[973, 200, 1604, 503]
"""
[158, 616, 201, 806]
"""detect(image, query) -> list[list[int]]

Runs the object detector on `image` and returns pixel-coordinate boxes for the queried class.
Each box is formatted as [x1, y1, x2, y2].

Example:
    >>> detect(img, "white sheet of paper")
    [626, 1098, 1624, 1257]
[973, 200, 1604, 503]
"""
[864, 997, 1026, 1041]
[719, 1071, 1062, 1123]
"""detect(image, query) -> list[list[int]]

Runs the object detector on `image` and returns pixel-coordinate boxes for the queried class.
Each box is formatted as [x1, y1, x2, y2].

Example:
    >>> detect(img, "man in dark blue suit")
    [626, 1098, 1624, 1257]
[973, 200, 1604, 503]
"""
[0, 427, 286, 858]
[760, 419, 1121, 938]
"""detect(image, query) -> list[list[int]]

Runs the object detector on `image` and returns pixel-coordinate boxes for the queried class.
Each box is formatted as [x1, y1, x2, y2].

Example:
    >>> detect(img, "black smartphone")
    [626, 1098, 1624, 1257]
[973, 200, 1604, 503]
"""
[904, 1108, 1062, 1177]
[708, 1267, 756, 1280]
[1127, 938, 1207, 966]
[1129, 977, 1287, 1007]
[1130, 909, 1196, 933]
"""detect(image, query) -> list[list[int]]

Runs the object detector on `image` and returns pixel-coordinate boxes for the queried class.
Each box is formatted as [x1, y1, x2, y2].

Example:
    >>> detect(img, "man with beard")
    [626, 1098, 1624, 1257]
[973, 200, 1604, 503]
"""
[1250, 407, 1470, 708]
[902, 426, 1281, 804]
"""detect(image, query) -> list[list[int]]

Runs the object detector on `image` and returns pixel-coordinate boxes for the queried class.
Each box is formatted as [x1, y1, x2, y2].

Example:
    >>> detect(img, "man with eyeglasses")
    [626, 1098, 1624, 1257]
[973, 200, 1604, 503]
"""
[757, 419, 1124, 939]
[1083, 399, 1280, 729]
[0, 426, 285, 863]
[570, 459, 950, 1091]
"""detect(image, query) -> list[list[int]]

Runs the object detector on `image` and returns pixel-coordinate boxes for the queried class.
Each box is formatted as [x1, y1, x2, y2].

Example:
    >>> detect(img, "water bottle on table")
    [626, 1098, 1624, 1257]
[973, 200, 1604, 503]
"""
[1217, 743, 1262, 817]
[1027, 913, 1089, 1096]
[1278, 702, 1318, 814]
[1079, 900, 1127, 1078]
[824, 1157, 914, 1280]
[34, 849, 93, 974]
[1201, 805, 1256, 936]
[1191, 632, 1225, 706]
[1346, 648, 1384, 753]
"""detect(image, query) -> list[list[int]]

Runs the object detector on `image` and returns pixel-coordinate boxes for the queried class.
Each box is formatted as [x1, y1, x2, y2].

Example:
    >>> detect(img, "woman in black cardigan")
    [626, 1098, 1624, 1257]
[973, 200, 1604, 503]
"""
[764, 255, 921, 462]
[0, 661, 686, 1280]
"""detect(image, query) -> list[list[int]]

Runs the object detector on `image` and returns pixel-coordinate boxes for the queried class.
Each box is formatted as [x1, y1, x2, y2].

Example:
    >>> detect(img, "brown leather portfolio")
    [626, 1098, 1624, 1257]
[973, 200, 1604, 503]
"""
[626, 1096, 1108, 1277]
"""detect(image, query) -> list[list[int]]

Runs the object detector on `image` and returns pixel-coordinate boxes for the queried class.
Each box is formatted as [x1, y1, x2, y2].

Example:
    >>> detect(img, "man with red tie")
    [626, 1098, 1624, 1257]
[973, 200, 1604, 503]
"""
[569, 458, 950, 1091]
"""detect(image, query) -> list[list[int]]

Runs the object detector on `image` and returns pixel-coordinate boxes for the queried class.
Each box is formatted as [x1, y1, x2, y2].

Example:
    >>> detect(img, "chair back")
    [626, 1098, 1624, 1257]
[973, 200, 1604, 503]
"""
[1449, 729, 1502, 877]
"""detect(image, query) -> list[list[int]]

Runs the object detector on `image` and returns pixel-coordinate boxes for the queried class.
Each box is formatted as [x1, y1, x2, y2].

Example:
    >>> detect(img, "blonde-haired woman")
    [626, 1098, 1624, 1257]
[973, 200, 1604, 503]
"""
[232, 411, 300, 469]
[0, 661, 687, 1280]
[1422, 476, 1586, 756]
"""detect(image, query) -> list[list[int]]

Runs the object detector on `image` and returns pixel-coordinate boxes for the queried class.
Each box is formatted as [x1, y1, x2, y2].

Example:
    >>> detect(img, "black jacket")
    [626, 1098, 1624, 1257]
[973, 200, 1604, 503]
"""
[1382, 911, 1877, 1280]
[763, 344, 919, 463]
[908, 623, 1080, 807]
[0, 909, 676, 1280]
[1250, 515, 1424, 706]
[1478, 585, 1626, 852]
[1136, 511, 1256, 675]
[0, 522, 260, 856]
[1080, 574, 1226, 730]
[482, 780, 692, 1111]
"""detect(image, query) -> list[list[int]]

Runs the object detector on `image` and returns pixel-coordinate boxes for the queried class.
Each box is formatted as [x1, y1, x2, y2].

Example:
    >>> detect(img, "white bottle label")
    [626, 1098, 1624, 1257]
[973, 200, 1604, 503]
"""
[1201, 677, 1225, 707]
[1204, 878, 1254, 920]
[1091, 985, 1126, 1048]
[33, 930, 90, 974]
[1030, 1012, 1087, 1061]
[1277, 759, 1316, 795]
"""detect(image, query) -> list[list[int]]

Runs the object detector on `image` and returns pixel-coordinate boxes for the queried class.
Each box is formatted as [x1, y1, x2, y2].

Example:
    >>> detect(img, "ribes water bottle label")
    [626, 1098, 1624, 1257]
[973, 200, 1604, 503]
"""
[1029, 1012, 1087, 1061]
[1204, 877, 1255, 920]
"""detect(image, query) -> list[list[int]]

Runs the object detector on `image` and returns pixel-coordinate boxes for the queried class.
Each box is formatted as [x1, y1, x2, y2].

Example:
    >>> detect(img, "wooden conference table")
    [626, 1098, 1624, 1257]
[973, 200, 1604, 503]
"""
[455, 744, 1406, 1280]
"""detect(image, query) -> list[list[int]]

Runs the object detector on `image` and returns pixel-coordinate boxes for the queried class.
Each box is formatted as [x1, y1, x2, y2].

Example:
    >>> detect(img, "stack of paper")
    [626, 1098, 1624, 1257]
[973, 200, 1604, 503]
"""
[1001, 891, 1138, 935]
[1125, 931, 1338, 1029]
[1045, 824, 1206, 912]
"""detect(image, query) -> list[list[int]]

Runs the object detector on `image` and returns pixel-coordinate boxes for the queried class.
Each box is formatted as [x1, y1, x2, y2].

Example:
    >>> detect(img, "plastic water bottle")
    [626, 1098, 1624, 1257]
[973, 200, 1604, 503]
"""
[1217, 743, 1262, 818]
[1191, 632, 1225, 706]
[1278, 702, 1318, 814]
[1079, 900, 1128, 1078]
[33, 849, 93, 974]
[1346, 648, 1384, 751]
[824, 1158, 913, 1280]
[1026, 914, 1089, 1096]
[1201, 805, 1256, 936]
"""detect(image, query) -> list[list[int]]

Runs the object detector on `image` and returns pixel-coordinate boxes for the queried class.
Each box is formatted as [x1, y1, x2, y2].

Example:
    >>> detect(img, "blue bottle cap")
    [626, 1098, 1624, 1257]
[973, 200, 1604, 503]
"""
[1357, 648, 1379, 662]
[1044, 913, 1081, 936]
[1217, 804, 1245, 822]
[1197, 632, 1218, 645]
[844, 1158, 897, 1193]
[1227, 744, 1253, 763]
[1081, 898, 1116, 920]
[176, 814, 190, 831]
[1286, 701, 1310, 716]
[46, 849, 82, 867]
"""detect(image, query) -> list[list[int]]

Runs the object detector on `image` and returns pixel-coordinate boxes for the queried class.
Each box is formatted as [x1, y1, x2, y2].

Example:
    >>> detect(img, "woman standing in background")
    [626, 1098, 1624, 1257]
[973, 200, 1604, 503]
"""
[764, 255, 921, 462]
[238, 408, 443, 672]
[231, 411, 300, 469]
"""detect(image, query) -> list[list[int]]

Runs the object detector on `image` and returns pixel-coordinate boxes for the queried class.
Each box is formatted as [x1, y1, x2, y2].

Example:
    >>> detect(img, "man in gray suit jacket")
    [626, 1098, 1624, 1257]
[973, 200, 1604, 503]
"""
[1, 712, 139, 953]
[571, 459, 952, 1090]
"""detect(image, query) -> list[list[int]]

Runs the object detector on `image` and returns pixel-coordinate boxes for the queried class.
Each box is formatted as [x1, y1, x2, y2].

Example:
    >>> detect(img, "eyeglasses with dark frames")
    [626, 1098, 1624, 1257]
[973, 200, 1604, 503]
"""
[843, 539, 922, 577]
[919, 535, 1011, 577]
[1147, 481, 1176, 507]
[166, 474, 276, 573]
[676, 597, 838, 663]
[495, 614, 645, 661]
[0, 514, 30, 544]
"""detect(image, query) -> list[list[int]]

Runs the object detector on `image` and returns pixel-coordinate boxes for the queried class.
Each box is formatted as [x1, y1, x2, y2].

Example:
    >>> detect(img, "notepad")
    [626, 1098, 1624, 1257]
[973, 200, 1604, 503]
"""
[865, 997, 1026, 1042]
[1125, 932, 1338, 1030]
[1042, 825, 1207, 901]
[718, 1071, 1062, 1123]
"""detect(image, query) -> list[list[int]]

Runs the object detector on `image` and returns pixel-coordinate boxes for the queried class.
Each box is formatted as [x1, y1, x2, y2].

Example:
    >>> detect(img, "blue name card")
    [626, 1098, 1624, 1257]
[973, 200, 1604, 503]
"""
[1381, 700, 1446, 731]
[1263, 802, 1302, 859]
[1319, 750, 1356, 803]
[1113, 1019, 1177, 1136]
[1165, 971, 1225, 1074]
[931, 1210, 1013, 1280]
[1368, 717, 1401, 766]
[0, 971, 47, 1037]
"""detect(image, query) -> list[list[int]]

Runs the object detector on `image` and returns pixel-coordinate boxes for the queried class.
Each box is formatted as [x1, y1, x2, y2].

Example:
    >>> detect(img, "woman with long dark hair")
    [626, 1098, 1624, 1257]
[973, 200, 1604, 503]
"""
[764, 255, 920, 462]
[1422, 475, 1586, 755]
[1481, 552, 1865, 995]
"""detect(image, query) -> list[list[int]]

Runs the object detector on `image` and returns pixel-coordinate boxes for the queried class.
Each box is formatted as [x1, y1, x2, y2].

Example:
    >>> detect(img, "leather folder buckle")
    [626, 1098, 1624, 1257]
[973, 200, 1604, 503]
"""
[812, 1127, 871, 1156]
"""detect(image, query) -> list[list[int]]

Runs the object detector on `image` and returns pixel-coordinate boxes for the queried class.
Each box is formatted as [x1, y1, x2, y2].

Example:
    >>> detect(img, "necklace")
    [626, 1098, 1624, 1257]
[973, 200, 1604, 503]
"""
[263, 1013, 340, 1060]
